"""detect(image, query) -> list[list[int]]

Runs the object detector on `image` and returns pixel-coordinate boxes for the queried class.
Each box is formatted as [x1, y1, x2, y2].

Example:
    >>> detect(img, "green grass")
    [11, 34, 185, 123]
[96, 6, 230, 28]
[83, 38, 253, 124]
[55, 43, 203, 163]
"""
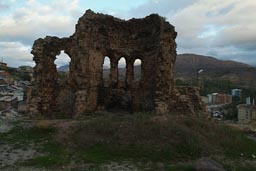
[0, 121, 69, 167]
[223, 163, 256, 171]
[23, 141, 69, 167]
[71, 114, 204, 163]
[76, 144, 200, 164]
[76, 144, 175, 163]
[166, 164, 196, 171]
[1, 113, 256, 169]
[0, 124, 55, 145]
[217, 126, 256, 158]
[70, 113, 256, 164]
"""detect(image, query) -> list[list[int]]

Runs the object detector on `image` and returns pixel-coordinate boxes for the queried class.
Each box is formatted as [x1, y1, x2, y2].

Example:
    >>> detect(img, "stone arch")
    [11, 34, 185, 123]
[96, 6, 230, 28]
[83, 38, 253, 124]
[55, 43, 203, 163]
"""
[51, 49, 75, 117]
[117, 57, 126, 81]
[55, 50, 71, 85]
[55, 50, 71, 70]
[102, 56, 111, 80]
[133, 59, 142, 81]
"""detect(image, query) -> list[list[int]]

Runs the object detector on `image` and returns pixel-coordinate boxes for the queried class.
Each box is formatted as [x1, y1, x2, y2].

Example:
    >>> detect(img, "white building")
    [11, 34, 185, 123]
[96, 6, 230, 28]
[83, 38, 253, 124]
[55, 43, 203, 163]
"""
[231, 89, 242, 98]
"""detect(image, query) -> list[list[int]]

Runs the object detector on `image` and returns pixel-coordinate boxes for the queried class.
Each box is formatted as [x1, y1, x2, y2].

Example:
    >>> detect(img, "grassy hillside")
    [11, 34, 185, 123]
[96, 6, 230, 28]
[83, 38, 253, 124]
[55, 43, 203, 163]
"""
[174, 54, 256, 86]
[1, 113, 256, 170]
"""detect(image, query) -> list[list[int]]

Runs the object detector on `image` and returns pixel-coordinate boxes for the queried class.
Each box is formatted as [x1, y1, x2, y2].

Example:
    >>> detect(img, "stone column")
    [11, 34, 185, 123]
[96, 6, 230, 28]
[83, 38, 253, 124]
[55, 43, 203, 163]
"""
[126, 60, 134, 87]
[110, 59, 118, 87]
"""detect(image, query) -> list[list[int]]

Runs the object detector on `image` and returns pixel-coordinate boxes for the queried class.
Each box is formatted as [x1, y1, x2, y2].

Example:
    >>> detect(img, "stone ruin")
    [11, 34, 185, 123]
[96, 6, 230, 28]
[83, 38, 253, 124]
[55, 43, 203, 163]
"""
[27, 10, 205, 117]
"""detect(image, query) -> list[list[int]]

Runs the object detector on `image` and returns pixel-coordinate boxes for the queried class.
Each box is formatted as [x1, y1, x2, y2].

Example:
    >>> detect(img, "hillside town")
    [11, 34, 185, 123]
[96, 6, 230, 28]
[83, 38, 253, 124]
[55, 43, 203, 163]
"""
[0, 61, 33, 119]
[202, 89, 256, 123]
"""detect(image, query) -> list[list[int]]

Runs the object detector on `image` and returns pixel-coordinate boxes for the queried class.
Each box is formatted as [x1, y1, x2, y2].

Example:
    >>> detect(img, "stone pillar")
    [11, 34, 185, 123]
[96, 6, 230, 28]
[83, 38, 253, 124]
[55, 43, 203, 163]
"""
[126, 60, 134, 87]
[110, 59, 118, 87]
[84, 51, 103, 112]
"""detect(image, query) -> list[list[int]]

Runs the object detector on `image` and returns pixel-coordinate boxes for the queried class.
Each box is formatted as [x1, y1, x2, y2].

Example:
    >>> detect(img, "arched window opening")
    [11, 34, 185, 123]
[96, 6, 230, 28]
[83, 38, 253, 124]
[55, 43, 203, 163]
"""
[55, 50, 71, 84]
[55, 50, 71, 72]
[103, 56, 111, 80]
[134, 59, 142, 80]
[118, 57, 126, 81]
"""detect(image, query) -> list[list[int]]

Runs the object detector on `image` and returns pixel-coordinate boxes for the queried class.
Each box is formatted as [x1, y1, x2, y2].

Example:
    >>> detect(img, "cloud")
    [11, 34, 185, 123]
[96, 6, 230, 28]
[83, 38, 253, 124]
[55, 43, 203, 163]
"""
[168, 0, 256, 65]
[55, 51, 71, 67]
[0, 41, 34, 67]
[0, 0, 82, 67]
[0, 0, 81, 45]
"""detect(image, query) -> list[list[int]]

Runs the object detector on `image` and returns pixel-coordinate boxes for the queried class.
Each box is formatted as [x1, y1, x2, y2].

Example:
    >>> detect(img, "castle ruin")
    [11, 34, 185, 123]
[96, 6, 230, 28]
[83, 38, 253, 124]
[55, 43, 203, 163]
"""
[28, 10, 205, 117]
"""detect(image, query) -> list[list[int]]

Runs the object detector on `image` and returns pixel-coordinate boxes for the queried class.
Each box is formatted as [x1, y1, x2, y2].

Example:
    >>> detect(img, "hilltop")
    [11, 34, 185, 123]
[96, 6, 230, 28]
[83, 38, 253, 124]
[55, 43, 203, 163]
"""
[1, 112, 256, 170]
[174, 54, 256, 86]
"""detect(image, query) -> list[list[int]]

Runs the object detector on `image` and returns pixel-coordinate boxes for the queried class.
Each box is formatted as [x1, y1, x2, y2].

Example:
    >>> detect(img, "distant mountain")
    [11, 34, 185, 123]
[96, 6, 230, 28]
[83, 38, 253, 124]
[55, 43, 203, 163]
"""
[58, 64, 69, 72]
[174, 54, 256, 86]
[58, 54, 256, 86]
[175, 54, 250, 70]
[58, 64, 110, 72]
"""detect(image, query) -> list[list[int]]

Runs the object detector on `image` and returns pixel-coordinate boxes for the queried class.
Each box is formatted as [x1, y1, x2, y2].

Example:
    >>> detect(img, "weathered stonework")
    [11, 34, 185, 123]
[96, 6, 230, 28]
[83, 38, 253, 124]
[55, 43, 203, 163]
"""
[28, 10, 205, 117]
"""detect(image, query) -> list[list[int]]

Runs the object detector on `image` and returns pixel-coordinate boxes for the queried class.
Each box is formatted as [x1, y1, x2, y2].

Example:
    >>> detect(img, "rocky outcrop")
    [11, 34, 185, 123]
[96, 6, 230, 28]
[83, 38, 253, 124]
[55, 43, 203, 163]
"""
[28, 9, 205, 117]
[173, 86, 206, 114]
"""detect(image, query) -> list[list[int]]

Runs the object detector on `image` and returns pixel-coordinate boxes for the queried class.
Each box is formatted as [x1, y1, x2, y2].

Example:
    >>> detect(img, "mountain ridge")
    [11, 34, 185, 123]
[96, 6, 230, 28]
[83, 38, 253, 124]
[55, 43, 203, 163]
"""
[58, 54, 256, 86]
[174, 54, 256, 86]
[175, 53, 251, 69]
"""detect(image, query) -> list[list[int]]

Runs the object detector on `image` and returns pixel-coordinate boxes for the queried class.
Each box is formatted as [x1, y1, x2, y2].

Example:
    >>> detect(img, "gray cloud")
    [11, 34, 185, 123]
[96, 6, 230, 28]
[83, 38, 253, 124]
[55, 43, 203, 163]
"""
[0, 0, 80, 46]
[0, 41, 34, 67]
[169, 0, 256, 66]
[0, 0, 80, 66]
[0, 12, 76, 46]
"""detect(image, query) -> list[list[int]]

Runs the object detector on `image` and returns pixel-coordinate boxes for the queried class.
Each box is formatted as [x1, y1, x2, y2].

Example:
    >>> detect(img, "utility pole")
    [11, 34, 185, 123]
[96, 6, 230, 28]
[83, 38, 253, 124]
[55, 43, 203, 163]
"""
[197, 69, 204, 87]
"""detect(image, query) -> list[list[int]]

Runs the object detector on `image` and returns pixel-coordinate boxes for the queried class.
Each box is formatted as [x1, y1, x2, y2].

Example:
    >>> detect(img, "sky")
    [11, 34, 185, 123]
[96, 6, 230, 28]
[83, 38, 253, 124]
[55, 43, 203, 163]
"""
[0, 0, 256, 67]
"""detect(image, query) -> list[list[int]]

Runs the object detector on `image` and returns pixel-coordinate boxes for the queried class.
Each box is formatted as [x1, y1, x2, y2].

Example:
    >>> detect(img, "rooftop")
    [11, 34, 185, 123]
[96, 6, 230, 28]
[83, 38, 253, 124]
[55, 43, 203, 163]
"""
[237, 104, 256, 110]
[0, 96, 17, 102]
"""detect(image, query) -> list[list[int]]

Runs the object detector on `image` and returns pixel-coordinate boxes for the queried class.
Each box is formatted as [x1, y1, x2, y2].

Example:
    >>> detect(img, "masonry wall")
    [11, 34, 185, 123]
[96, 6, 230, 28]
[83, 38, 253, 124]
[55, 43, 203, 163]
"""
[28, 10, 205, 117]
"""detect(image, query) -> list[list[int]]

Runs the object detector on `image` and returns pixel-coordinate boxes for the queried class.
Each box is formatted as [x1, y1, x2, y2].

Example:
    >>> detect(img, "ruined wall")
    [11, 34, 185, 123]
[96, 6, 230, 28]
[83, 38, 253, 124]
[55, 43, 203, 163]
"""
[29, 10, 204, 117]
[173, 86, 206, 114]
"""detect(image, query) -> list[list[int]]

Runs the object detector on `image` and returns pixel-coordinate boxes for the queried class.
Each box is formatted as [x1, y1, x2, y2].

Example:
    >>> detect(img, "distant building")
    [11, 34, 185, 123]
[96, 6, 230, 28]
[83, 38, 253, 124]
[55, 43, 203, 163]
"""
[0, 70, 10, 79]
[0, 84, 24, 101]
[0, 78, 8, 85]
[10, 85, 24, 101]
[18, 66, 33, 73]
[0, 96, 18, 110]
[207, 93, 232, 105]
[207, 93, 217, 104]
[17, 80, 31, 89]
[216, 93, 232, 104]
[246, 97, 255, 105]
[232, 89, 242, 98]
[0, 62, 7, 68]
[237, 104, 256, 123]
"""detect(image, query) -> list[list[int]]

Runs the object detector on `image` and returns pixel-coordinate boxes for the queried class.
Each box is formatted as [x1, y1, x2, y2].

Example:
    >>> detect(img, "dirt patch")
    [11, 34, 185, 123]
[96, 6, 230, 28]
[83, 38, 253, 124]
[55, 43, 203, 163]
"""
[0, 122, 13, 133]
[0, 145, 38, 168]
